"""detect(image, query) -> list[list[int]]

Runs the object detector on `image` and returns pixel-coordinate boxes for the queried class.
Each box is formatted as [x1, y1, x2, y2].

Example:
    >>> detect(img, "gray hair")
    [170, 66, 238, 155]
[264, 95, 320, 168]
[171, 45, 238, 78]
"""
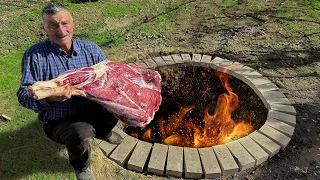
[42, 2, 68, 18]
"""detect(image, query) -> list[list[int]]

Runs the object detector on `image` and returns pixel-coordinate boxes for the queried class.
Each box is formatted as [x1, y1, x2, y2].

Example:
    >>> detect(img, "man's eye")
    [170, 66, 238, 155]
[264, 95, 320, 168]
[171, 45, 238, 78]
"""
[50, 24, 58, 28]
[62, 22, 70, 26]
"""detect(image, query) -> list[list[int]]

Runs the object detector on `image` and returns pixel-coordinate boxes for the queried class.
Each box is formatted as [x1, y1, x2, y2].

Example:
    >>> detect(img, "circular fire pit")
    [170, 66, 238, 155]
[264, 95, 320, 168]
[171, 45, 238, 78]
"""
[97, 54, 296, 178]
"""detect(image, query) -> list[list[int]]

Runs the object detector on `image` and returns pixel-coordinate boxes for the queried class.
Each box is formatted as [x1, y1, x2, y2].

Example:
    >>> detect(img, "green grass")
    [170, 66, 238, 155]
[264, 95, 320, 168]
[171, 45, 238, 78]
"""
[139, 13, 173, 37]
[102, 4, 143, 19]
[220, 0, 238, 8]
[83, 29, 126, 47]
[276, 0, 320, 20]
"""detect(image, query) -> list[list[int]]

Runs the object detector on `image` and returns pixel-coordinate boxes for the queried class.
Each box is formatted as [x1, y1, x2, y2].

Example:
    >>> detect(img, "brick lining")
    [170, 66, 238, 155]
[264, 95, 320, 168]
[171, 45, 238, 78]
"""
[99, 54, 296, 178]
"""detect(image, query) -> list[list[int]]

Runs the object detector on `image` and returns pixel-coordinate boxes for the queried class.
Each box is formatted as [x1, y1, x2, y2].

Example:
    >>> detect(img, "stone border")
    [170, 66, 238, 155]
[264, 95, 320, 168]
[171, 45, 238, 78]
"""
[98, 54, 296, 178]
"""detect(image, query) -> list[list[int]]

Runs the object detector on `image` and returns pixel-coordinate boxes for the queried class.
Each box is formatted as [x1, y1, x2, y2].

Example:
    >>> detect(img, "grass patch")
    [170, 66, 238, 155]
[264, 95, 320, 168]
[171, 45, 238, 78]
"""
[220, 0, 238, 8]
[0, 50, 25, 116]
[139, 13, 173, 37]
[276, 0, 320, 20]
[0, 6, 44, 56]
[81, 29, 126, 47]
[102, 4, 143, 19]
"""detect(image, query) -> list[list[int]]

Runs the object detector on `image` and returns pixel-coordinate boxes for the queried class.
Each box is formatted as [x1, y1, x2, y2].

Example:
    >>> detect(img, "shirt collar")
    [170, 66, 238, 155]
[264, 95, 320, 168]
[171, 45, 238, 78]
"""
[49, 39, 78, 57]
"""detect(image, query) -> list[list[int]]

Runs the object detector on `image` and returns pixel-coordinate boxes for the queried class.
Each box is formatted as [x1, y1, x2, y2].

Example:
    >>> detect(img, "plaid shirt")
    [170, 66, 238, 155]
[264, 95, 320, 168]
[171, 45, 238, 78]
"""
[17, 39, 107, 122]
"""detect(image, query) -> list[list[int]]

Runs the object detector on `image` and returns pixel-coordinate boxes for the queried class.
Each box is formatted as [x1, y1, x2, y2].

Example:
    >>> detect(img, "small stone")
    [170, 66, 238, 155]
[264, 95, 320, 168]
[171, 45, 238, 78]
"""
[302, 167, 308, 174]
[307, 129, 311, 133]
[241, 176, 249, 180]
[294, 166, 301, 172]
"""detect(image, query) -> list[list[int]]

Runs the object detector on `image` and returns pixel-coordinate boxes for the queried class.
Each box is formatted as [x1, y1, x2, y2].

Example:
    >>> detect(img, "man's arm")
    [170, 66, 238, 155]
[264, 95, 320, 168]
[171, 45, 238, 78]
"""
[17, 50, 51, 113]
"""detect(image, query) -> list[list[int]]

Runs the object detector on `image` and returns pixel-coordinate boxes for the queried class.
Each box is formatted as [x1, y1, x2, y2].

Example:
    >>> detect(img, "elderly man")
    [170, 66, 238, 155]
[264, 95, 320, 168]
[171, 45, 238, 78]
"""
[17, 2, 122, 180]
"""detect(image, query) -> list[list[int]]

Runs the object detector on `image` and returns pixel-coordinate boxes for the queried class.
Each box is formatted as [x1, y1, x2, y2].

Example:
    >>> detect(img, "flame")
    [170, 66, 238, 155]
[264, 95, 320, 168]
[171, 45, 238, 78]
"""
[142, 128, 152, 142]
[135, 69, 254, 147]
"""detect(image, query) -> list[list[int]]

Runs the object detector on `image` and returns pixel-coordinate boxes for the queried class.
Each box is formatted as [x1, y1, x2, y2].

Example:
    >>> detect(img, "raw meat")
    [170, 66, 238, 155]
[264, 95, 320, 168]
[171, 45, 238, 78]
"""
[29, 60, 162, 128]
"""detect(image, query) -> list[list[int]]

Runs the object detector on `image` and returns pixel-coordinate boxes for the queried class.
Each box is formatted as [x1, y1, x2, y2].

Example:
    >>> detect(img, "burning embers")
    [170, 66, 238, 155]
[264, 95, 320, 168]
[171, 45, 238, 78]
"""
[126, 65, 266, 148]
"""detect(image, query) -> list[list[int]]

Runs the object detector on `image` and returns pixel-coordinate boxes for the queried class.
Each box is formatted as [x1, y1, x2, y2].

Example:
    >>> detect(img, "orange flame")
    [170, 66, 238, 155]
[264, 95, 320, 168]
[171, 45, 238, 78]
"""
[138, 70, 254, 147]
[142, 128, 152, 142]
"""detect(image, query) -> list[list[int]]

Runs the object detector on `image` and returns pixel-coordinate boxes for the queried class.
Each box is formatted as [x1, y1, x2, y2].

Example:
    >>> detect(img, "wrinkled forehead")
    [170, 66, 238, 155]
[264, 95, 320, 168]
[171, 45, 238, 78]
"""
[42, 9, 73, 23]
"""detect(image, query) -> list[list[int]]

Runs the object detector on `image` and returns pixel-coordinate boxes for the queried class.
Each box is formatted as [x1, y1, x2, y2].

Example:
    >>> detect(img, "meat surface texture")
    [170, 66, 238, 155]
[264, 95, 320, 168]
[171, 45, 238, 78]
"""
[29, 60, 162, 128]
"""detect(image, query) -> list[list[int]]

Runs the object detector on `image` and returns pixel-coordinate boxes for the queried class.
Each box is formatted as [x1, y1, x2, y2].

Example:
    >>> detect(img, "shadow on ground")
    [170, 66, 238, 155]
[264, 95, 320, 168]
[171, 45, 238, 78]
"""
[0, 120, 74, 179]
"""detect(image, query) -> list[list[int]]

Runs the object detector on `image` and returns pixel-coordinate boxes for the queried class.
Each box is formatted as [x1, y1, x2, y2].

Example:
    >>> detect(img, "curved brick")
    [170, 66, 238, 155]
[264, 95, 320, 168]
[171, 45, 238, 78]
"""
[166, 146, 183, 177]
[99, 127, 127, 157]
[134, 60, 148, 68]
[109, 136, 138, 166]
[171, 54, 184, 63]
[249, 131, 281, 157]
[266, 117, 295, 137]
[238, 136, 269, 165]
[184, 148, 203, 178]
[198, 147, 221, 178]
[192, 54, 202, 62]
[180, 53, 192, 62]
[99, 140, 118, 157]
[147, 143, 168, 175]
[143, 58, 158, 68]
[211, 57, 233, 66]
[152, 56, 166, 66]
[162, 55, 176, 65]
[263, 91, 292, 108]
[268, 110, 296, 126]
[258, 124, 291, 150]
[201, 55, 212, 63]
[269, 103, 296, 115]
[213, 145, 239, 176]
[127, 140, 153, 172]
[224, 62, 245, 75]
[226, 141, 255, 171]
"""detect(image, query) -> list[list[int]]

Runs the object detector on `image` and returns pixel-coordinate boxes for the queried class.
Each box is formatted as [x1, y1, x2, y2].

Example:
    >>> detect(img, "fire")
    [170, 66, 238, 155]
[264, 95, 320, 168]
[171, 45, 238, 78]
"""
[137, 70, 254, 148]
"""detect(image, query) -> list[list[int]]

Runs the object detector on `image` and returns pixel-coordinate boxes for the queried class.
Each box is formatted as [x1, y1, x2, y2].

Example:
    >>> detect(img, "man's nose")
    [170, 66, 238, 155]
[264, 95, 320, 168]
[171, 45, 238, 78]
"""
[57, 24, 66, 34]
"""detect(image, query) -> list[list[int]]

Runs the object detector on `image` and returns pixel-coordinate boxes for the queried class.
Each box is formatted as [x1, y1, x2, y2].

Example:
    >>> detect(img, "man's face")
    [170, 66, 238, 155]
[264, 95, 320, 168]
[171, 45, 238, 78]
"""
[43, 9, 74, 50]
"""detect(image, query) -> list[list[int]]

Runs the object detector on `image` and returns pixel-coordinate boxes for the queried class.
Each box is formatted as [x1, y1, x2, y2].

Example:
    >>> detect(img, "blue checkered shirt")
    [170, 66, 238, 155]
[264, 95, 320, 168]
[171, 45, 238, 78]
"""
[17, 39, 107, 122]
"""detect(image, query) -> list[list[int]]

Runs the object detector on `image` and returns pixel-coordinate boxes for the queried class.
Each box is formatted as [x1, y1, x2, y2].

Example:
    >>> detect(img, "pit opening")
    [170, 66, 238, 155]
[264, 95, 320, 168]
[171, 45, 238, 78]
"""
[126, 64, 267, 148]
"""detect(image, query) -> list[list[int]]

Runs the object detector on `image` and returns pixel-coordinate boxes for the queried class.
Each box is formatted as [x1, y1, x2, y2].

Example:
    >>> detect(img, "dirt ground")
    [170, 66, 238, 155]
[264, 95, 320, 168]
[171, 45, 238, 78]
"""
[96, 1, 320, 179]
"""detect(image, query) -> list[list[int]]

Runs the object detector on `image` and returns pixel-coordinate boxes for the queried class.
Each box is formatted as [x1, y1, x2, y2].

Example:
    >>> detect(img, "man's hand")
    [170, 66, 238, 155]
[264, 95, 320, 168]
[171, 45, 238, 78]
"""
[46, 85, 72, 102]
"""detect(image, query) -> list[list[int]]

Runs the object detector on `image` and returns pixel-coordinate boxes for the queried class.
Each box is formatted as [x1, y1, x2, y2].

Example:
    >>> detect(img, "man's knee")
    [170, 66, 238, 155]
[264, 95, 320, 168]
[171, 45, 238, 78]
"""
[68, 122, 95, 145]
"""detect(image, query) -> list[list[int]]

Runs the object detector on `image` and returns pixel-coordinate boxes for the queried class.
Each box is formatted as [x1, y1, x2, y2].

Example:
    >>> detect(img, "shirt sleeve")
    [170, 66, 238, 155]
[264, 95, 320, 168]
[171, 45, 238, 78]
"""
[91, 42, 107, 63]
[17, 49, 50, 113]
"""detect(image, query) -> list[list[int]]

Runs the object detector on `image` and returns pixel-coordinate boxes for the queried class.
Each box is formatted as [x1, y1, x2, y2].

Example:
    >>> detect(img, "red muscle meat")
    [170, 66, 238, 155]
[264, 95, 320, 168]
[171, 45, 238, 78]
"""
[29, 61, 162, 128]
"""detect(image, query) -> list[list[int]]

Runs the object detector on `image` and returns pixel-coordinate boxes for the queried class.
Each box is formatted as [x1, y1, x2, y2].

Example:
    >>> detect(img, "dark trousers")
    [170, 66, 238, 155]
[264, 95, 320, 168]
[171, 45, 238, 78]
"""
[43, 103, 118, 171]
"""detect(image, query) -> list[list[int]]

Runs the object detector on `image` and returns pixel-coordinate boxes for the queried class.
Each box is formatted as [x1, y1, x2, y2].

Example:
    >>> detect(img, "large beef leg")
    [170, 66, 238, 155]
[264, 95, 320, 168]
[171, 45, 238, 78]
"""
[29, 60, 162, 128]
